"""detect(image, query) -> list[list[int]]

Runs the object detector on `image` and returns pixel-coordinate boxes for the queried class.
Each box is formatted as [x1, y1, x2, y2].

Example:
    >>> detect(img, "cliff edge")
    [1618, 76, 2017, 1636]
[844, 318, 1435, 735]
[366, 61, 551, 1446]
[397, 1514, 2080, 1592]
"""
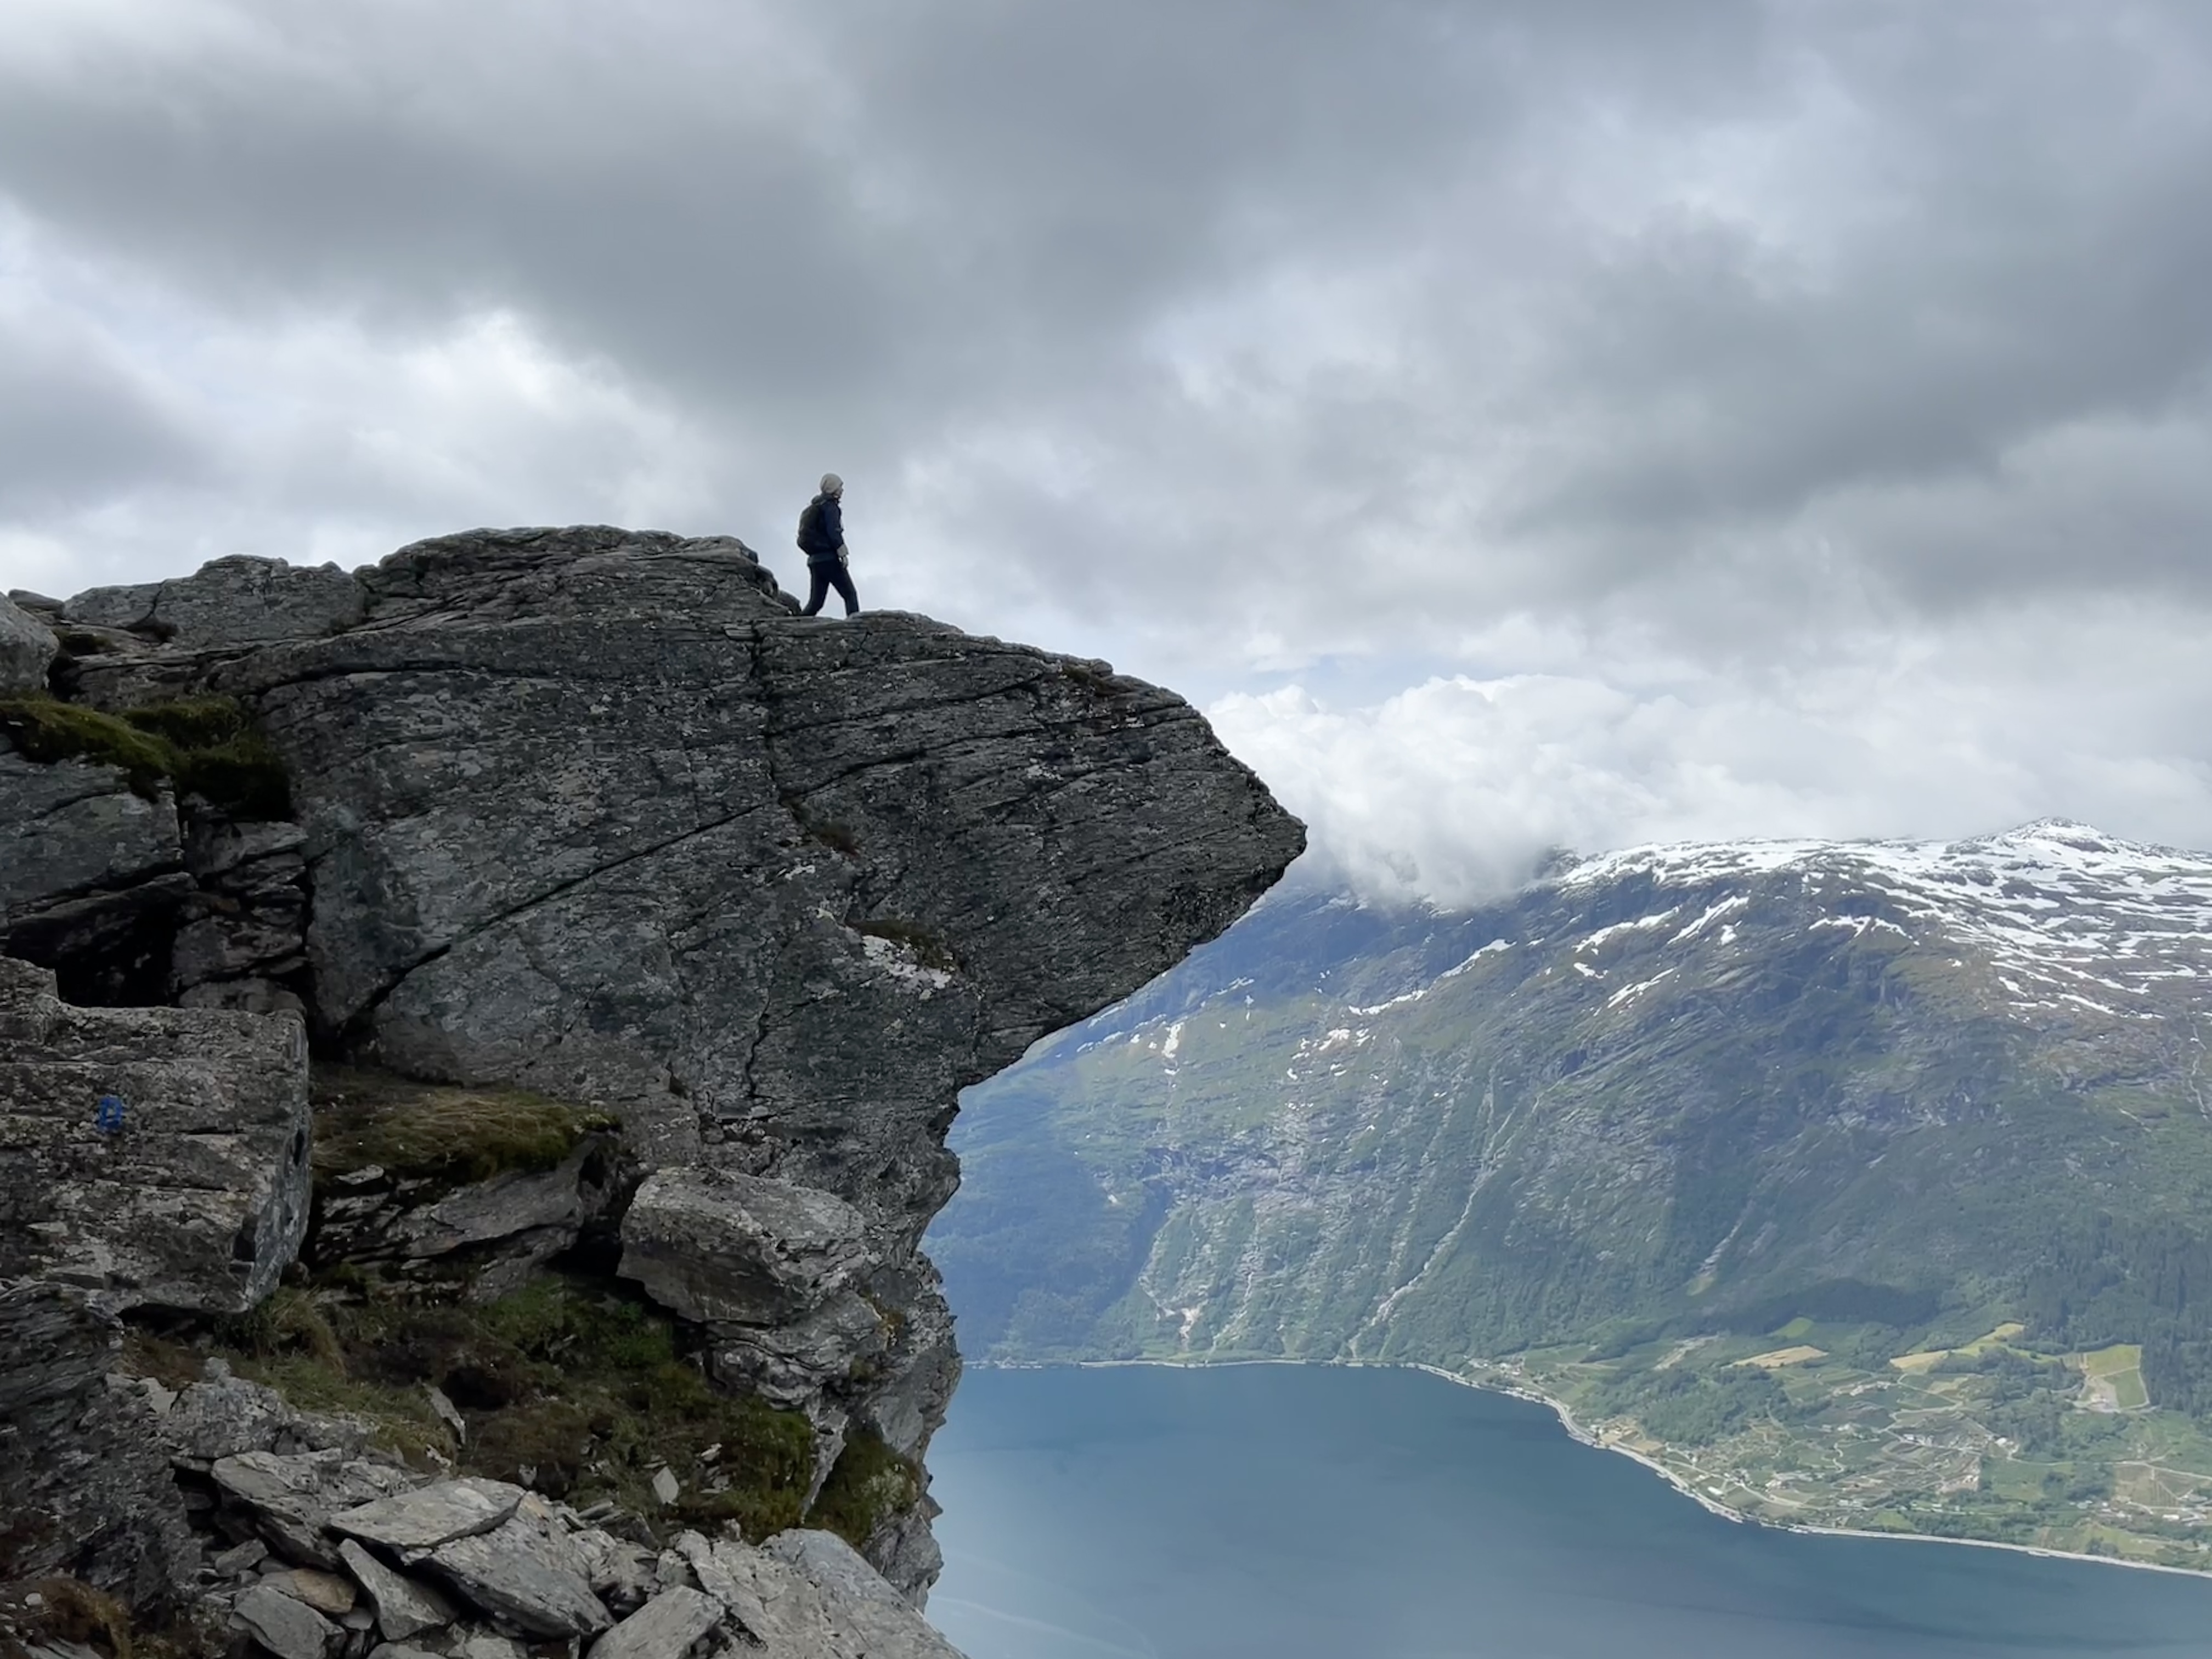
[0, 531, 1302, 1654]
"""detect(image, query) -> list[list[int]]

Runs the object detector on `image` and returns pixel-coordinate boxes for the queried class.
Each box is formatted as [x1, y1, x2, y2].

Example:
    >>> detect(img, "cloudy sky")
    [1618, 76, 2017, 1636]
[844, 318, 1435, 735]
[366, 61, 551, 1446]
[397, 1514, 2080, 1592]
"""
[5, 0, 2211, 902]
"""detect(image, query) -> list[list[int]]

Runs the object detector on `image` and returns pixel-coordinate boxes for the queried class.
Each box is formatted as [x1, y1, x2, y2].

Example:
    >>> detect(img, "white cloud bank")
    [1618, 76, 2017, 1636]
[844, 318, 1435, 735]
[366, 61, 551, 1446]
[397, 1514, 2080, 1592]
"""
[1214, 596, 2212, 907]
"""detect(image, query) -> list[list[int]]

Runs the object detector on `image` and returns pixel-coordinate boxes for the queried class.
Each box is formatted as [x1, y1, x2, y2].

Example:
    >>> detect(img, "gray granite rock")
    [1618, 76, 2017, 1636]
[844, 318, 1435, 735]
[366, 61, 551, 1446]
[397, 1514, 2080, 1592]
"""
[426, 1516, 610, 1638]
[66, 556, 367, 650]
[584, 1586, 725, 1659]
[1, 591, 58, 692]
[0, 956, 311, 1311]
[337, 1541, 457, 1643]
[0, 1281, 198, 1607]
[619, 1167, 866, 1326]
[234, 1581, 338, 1659]
[330, 1479, 524, 1552]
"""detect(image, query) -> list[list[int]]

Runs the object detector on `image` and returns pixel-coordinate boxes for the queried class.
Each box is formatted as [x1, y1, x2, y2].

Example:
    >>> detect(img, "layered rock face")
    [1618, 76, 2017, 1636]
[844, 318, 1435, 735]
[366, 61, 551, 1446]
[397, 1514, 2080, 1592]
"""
[5, 529, 1303, 1617]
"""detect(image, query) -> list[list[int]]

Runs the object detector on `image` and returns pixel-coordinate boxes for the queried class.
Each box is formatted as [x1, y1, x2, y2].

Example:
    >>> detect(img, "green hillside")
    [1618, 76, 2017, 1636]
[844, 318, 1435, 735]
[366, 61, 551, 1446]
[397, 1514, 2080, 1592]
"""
[933, 826, 2212, 1567]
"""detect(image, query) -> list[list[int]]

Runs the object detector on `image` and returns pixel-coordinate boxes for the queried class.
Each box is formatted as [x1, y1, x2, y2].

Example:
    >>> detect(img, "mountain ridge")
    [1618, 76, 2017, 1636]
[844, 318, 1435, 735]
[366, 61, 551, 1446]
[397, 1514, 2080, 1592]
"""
[935, 819, 2212, 1567]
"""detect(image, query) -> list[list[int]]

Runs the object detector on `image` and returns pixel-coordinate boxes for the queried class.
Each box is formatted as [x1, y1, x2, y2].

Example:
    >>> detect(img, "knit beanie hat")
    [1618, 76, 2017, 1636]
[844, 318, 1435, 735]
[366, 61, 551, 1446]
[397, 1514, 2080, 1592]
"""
[820, 472, 844, 497]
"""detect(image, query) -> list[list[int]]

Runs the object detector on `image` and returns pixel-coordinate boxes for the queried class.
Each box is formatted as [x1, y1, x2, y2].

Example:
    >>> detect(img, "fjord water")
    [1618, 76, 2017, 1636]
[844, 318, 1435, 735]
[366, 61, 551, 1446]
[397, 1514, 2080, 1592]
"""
[927, 1364, 2212, 1659]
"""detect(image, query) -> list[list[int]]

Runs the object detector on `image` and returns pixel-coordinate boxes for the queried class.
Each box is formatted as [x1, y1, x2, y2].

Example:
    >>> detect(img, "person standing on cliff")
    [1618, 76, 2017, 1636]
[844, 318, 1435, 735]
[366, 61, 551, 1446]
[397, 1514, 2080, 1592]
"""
[797, 473, 860, 617]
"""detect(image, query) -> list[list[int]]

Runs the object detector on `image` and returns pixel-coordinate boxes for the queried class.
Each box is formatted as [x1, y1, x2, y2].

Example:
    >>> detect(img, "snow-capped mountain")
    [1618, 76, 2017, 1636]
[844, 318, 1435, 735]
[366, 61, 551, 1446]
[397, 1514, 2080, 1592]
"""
[936, 818, 2212, 1367]
[930, 820, 2212, 1560]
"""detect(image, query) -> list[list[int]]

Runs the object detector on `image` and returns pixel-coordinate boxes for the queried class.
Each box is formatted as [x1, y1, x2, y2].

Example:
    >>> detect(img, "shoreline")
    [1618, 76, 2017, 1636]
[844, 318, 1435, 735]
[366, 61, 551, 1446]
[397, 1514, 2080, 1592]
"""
[1000, 1354, 2212, 1583]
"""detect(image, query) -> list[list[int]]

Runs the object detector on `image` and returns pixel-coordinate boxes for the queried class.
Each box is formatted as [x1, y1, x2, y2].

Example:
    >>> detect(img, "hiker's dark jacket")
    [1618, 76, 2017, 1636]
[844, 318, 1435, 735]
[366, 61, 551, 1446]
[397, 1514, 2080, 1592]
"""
[800, 494, 845, 566]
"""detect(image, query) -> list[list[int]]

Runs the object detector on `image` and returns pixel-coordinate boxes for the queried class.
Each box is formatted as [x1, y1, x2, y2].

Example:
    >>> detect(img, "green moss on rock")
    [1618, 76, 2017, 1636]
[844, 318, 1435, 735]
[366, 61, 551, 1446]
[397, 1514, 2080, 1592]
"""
[0, 694, 291, 819]
[312, 1066, 622, 1189]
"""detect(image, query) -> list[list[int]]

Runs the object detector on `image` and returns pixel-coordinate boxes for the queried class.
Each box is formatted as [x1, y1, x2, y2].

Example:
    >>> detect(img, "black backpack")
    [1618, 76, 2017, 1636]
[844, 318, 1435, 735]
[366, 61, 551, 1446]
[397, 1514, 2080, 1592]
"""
[797, 498, 828, 556]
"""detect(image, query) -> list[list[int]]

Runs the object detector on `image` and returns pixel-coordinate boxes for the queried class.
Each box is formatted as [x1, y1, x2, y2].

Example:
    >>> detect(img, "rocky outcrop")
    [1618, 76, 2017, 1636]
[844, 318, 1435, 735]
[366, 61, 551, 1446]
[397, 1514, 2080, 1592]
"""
[63, 555, 367, 652]
[3, 526, 1301, 1641]
[0, 1282, 198, 1606]
[0, 592, 57, 693]
[0, 956, 310, 1311]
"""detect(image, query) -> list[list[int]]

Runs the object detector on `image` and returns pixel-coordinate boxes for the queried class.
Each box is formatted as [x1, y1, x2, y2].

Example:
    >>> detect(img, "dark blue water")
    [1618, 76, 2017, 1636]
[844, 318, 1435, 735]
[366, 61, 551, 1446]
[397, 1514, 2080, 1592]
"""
[926, 1364, 2212, 1659]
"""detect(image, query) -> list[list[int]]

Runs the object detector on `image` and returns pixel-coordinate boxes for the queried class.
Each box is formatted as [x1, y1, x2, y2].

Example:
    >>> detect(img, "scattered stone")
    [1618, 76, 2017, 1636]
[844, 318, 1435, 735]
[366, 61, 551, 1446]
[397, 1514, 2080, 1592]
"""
[338, 1542, 458, 1643]
[234, 1581, 338, 1659]
[648, 1466, 679, 1508]
[214, 1539, 272, 1577]
[331, 1478, 524, 1552]
[568, 1531, 658, 1615]
[427, 1516, 611, 1638]
[455, 1636, 524, 1659]
[426, 1386, 466, 1440]
[368, 1646, 444, 1659]
[338, 1608, 376, 1633]
[584, 1586, 725, 1659]
[212, 1451, 414, 1568]
[270, 1569, 358, 1617]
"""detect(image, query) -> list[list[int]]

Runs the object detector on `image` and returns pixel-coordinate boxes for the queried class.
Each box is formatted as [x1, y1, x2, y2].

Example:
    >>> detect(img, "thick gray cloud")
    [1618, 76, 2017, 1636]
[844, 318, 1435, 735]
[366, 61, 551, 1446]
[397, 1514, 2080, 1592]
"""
[4, 0, 2211, 890]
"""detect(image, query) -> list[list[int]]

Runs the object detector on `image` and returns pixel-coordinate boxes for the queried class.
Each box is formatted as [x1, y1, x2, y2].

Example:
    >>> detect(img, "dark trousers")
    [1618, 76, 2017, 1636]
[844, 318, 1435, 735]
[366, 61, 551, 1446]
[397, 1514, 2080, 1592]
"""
[803, 561, 859, 617]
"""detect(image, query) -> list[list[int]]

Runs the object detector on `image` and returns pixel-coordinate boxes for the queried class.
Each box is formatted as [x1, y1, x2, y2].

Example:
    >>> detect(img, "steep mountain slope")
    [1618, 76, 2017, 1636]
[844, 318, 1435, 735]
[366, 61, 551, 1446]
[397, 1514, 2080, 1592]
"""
[933, 823, 2212, 1564]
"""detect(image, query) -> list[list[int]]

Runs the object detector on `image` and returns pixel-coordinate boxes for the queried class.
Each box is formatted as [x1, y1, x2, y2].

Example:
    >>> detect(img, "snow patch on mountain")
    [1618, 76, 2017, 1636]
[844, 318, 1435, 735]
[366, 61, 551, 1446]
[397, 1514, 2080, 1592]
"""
[1559, 820, 2212, 1020]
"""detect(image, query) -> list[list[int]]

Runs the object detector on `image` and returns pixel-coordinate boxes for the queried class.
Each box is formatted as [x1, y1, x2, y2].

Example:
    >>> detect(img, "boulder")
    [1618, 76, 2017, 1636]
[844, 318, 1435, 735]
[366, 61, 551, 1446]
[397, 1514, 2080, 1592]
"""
[337, 1541, 457, 1642]
[0, 956, 311, 1312]
[0, 591, 57, 692]
[619, 1167, 867, 1326]
[425, 1517, 610, 1638]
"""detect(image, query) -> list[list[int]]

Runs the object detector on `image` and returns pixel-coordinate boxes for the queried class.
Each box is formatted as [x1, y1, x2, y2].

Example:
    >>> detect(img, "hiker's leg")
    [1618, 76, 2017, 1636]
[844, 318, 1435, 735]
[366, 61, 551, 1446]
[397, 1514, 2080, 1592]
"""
[802, 567, 830, 616]
[830, 566, 860, 617]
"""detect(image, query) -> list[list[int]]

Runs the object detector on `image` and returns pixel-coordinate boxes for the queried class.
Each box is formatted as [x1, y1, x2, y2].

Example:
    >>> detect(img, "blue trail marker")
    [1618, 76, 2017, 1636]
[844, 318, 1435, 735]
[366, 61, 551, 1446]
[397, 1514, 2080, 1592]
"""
[95, 1094, 127, 1136]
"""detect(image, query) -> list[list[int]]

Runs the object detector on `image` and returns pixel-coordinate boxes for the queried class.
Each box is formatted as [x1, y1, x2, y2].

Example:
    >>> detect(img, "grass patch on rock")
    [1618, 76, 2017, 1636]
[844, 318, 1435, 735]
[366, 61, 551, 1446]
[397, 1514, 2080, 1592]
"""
[312, 1066, 622, 1190]
[805, 1429, 922, 1552]
[0, 695, 290, 819]
[171, 1276, 815, 1544]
